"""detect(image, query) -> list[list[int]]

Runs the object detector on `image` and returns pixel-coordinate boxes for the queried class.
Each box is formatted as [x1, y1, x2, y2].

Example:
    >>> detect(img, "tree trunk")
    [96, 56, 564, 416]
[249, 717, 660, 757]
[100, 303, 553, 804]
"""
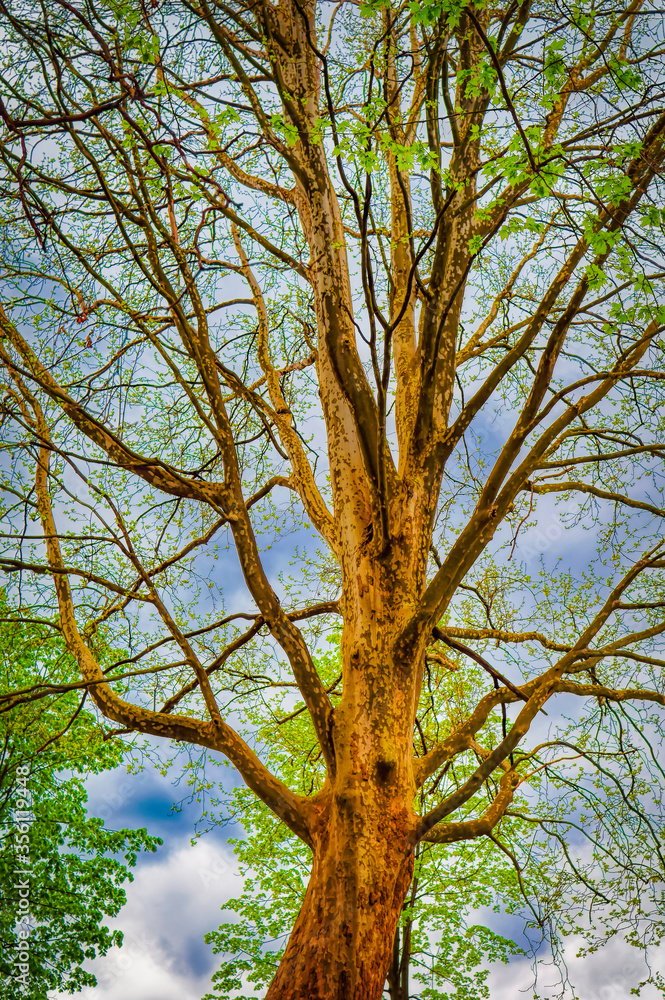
[265, 532, 427, 998]
[387, 926, 409, 1000]
[265, 788, 415, 1000]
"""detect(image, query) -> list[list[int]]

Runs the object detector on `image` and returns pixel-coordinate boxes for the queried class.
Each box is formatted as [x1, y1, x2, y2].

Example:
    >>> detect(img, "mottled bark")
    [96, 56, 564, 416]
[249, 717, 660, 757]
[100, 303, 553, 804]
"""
[266, 785, 415, 1000]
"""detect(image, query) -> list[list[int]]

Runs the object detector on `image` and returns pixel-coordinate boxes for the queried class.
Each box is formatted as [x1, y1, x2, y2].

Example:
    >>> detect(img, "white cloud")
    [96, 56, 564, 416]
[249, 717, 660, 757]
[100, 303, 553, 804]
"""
[62, 836, 242, 1000]
[487, 934, 665, 1000]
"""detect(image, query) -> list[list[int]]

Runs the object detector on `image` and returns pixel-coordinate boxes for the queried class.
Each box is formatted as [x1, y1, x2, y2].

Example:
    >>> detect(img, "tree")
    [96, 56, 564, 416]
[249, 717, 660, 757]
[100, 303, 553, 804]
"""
[204, 790, 524, 1000]
[0, 0, 664, 996]
[0, 603, 161, 998]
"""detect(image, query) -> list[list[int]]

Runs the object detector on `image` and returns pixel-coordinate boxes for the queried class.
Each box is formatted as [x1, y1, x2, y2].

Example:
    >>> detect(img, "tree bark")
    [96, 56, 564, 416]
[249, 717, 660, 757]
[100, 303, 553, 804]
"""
[264, 593, 424, 999]
[387, 923, 411, 1000]
[265, 792, 414, 1000]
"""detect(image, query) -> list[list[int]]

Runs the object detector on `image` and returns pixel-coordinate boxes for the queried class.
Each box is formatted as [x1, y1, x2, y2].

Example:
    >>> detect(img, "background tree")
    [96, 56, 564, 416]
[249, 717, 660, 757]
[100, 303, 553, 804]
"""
[0, 602, 161, 998]
[0, 0, 664, 997]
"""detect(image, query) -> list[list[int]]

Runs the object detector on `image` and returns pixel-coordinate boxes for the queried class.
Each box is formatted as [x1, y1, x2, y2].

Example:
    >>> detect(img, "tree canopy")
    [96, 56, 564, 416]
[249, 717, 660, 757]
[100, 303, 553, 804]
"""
[0, 0, 664, 996]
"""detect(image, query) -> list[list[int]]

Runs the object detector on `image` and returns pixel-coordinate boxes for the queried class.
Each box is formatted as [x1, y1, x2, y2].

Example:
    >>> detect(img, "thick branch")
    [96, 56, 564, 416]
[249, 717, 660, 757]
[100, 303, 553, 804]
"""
[0, 307, 228, 509]
[421, 770, 518, 845]
[233, 226, 337, 549]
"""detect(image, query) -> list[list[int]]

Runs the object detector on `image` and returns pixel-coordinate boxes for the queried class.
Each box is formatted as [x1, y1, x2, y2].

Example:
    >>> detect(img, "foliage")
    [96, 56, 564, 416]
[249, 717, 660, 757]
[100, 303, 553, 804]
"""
[0, 604, 161, 998]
